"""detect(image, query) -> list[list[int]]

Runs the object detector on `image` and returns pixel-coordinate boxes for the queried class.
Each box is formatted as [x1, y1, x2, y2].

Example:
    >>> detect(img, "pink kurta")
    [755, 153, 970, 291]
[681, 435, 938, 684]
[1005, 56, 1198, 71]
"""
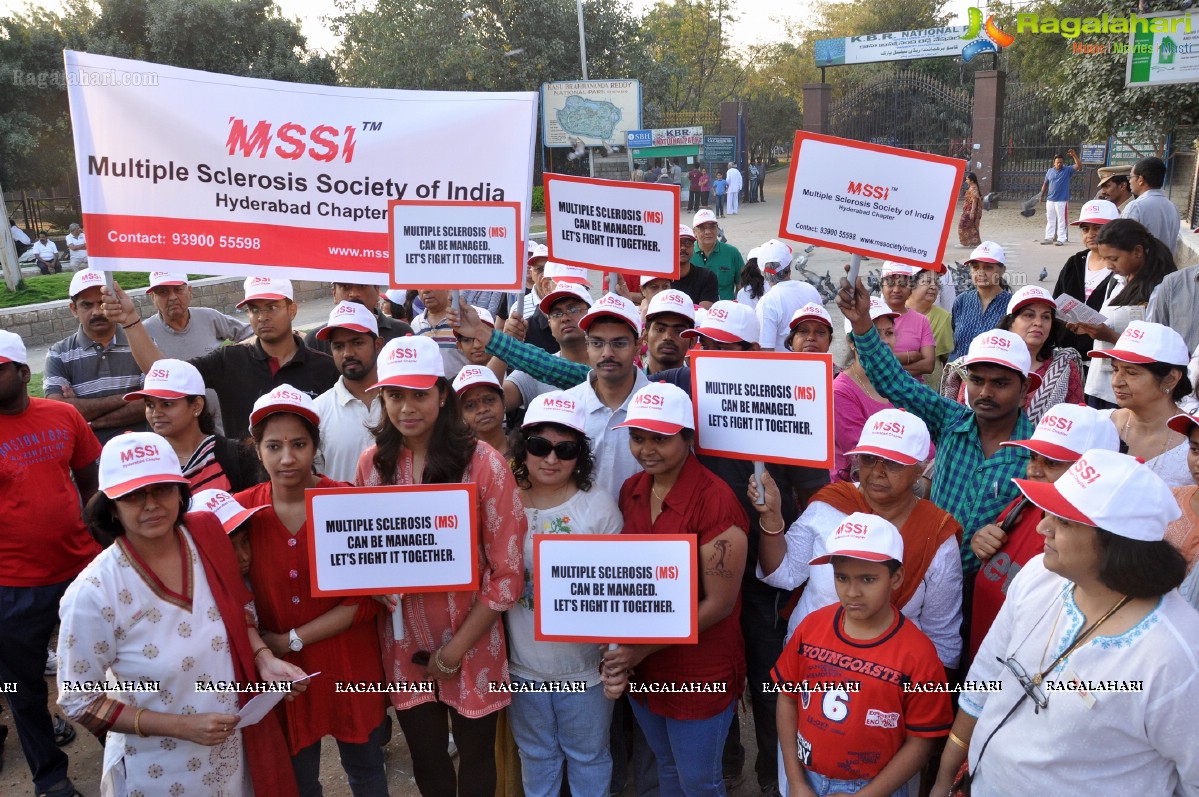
[355, 441, 527, 716]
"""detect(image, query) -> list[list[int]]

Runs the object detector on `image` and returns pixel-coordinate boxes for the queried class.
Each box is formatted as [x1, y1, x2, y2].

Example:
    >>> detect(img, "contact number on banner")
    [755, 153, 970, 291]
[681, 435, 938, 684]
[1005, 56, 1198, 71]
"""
[169, 233, 262, 249]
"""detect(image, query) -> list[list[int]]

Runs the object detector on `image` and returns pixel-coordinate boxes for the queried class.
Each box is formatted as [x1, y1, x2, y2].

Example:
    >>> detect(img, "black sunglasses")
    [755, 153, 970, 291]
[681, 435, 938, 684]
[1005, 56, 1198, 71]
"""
[525, 436, 580, 460]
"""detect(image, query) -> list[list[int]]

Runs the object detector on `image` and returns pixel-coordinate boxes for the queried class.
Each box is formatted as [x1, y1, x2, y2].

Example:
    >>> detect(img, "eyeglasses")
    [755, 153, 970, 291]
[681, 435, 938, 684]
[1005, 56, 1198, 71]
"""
[245, 302, 286, 316]
[998, 656, 1049, 713]
[454, 334, 478, 344]
[548, 304, 588, 321]
[855, 453, 907, 473]
[525, 436, 581, 460]
[115, 482, 180, 505]
[586, 337, 633, 351]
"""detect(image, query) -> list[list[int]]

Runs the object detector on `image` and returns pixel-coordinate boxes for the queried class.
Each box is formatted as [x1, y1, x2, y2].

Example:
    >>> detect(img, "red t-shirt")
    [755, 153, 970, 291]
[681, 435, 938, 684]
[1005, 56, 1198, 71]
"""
[772, 603, 952, 781]
[970, 498, 1045, 657]
[0, 398, 102, 586]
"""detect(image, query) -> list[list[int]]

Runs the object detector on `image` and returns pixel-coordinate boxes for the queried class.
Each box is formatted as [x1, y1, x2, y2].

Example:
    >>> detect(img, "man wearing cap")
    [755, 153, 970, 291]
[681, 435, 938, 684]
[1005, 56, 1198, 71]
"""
[643, 289, 695, 375]
[0, 329, 99, 797]
[500, 282, 594, 414]
[1096, 165, 1133, 208]
[304, 282, 413, 355]
[103, 276, 339, 440]
[1039, 149, 1081, 245]
[312, 302, 385, 482]
[949, 241, 1011, 361]
[45, 269, 149, 443]
[841, 281, 1035, 585]
[754, 239, 821, 351]
[1122, 155, 1181, 249]
[690, 209, 744, 301]
[725, 162, 743, 215]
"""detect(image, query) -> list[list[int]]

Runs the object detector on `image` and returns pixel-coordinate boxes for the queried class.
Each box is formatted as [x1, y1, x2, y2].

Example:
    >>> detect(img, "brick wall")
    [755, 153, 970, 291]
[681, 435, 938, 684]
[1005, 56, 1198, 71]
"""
[0, 277, 330, 349]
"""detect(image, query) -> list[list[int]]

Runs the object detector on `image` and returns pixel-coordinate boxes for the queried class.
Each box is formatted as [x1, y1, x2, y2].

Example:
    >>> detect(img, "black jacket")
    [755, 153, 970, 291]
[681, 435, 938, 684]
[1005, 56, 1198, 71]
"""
[1052, 250, 1113, 364]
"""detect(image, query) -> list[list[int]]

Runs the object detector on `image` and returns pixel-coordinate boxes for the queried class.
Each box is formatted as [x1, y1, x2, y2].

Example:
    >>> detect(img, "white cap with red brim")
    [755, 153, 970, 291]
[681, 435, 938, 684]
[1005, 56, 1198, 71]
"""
[1000, 402, 1121, 461]
[1088, 320, 1190, 366]
[527, 243, 549, 262]
[68, 268, 106, 299]
[1014, 449, 1180, 539]
[248, 384, 321, 428]
[614, 382, 694, 435]
[645, 289, 696, 323]
[237, 276, 294, 308]
[538, 282, 594, 315]
[693, 209, 717, 227]
[880, 262, 917, 279]
[847, 408, 931, 465]
[1006, 285, 1056, 316]
[452, 365, 502, 396]
[580, 293, 642, 336]
[1167, 412, 1199, 438]
[315, 301, 380, 341]
[523, 390, 586, 434]
[963, 329, 1042, 392]
[544, 262, 592, 287]
[789, 303, 833, 331]
[0, 330, 27, 365]
[124, 359, 205, 401]
[1070, 199, 1120, 226]
[678, 224, 695, 240]
[98, 431, 189, 499]
[810, 512, 905, 565]
[370, 336, 444, 391]
[843, 297, 899, 334]
[681, 300, 758, 344]
[148, 272, 188, 289]
[966, 241, 1005, 265]
[192, 488, 267, 535]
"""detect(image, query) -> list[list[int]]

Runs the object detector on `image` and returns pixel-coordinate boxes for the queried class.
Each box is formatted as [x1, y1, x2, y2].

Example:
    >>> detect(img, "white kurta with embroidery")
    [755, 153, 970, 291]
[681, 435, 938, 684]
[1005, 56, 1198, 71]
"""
[57, 527, 250, 797]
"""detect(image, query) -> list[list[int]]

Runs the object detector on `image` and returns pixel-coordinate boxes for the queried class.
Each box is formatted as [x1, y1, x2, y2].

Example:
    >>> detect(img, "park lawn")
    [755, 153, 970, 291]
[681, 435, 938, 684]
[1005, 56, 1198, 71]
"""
[0, 272, 209, 309]
[28, 371, 43, 398]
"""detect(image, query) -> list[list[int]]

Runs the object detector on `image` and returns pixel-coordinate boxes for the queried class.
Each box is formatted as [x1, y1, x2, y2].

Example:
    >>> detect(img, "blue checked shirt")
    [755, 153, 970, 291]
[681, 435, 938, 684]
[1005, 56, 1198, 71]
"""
[853, 326, 1032, 576]
[949, 289, 1011, 360]
[485, 331, 591, 388]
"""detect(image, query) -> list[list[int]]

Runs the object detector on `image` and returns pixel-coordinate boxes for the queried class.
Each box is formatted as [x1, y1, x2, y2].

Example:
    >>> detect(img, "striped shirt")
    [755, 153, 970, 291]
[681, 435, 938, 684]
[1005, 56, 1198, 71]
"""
[854, 326, 1032, 575]
[949, 289, 1011, 360]
[182, 435, 231, 492]
[411, 311, 469, 379]
[44, 325, 147, 442]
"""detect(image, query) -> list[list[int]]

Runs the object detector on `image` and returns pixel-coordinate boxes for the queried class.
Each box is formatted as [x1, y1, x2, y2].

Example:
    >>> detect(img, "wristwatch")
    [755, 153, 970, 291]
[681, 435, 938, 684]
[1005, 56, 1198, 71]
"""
[287, 628, 304, 652]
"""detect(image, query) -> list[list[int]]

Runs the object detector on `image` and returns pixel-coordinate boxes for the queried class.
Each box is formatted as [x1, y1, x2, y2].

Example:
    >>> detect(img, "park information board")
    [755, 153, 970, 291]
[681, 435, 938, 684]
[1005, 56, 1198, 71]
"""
[65, 50, 537, 284]
[689, 350, 835, 469]
[778, 132, 964, 269]
[534, 535, 698, 644]
[541, 79, 641, 148]
[814, 25, 972, 66]
[388, 200, 522, 290]
[543, 174, 680, 279]
[1126, 12, 1199, 87]
[306, 485, 478, 596]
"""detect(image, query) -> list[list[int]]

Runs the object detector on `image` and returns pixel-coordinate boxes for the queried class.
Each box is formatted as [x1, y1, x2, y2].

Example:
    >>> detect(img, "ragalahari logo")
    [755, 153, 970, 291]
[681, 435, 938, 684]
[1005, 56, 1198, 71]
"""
[960, 7, 1015, 62]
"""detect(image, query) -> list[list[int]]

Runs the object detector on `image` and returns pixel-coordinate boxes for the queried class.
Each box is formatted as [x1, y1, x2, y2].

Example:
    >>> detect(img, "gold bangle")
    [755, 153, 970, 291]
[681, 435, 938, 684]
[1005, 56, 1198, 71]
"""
[947, 730, 968, 751]
[759, 518, 786, 536]
[252, 646, 271, 661]
[134, 707, 148, 738]
[434, 647, 462, 676]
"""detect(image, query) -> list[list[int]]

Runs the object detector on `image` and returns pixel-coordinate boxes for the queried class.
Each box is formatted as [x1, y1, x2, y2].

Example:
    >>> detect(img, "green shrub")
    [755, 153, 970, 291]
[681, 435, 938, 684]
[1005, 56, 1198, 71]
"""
[532, 186, 544, 213]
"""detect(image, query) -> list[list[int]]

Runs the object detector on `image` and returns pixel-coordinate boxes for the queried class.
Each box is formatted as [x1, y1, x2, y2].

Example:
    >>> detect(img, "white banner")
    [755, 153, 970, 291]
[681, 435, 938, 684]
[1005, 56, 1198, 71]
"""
[65, 50, 537, 284]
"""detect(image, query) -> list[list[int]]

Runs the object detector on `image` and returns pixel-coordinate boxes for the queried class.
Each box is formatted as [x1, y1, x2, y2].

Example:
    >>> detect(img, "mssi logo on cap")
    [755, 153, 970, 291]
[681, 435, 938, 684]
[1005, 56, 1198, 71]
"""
[387, 346, 420, 362]
[1040, 414, 1074, 434]
[838, 520, 871, 538]
[120, 443, 161, 464]
[708, 307, 729, 321]
[872, 419, 905, 437]
[979, 334, 1011, 350]
[1069, 457, 1102, 487]
[634, 392, 667, 408]
[543, 397, 577, 411]
[205, 492, 232, 511]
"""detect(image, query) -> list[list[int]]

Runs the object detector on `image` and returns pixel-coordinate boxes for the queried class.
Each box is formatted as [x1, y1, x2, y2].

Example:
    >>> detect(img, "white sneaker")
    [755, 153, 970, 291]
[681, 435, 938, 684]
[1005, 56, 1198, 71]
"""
[45, 649, 58, 676]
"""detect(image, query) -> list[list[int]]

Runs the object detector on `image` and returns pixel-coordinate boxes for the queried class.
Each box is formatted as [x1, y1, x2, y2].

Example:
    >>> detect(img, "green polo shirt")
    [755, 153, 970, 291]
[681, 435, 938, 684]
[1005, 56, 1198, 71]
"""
[691, 240, 745, 301]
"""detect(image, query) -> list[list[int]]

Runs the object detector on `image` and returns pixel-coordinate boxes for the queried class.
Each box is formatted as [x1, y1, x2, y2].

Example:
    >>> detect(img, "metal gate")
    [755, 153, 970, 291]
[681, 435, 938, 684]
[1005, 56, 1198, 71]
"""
[996, 84, 1086, 201]
[829, 71, 973, 159]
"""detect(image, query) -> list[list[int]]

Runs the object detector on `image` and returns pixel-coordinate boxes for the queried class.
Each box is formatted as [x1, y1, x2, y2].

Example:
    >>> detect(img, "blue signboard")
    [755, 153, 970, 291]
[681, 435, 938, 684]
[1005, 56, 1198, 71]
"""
[626, 129, 653, 148]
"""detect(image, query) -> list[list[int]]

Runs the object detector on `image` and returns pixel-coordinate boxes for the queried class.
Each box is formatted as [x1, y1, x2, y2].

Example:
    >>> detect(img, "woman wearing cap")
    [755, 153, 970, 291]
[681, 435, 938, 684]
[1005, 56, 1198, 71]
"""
[1164, 413, 1199, 570]
[505, 391, 622, 797]
[453, 365, 510, 458]
[735, 256, 766, 309]
[784, 303, 833, 356]
[125, 358, 261, 493]
[1087, 321, 1194, 488]
[880, 263, 936, 378]
[966, 403, 1120, 659]
[906, 269, 954, 390]
[455, 306, 497, 368]
[1052, 199, 1119, 364]
[832, 298, 901, 483]
[600, 382, 748, 797]
[1073, 218, 1177, 409]
[958, 172, 983, 247]
[749, 408, 963, 670]
[57, 432, 304, 797]
[234, 386, 391, 796]
[949, 242, 1010, 361]
[930, 450, 1199, 797]
[942, 286, 1083, 425]
[356, 336, 525, 797]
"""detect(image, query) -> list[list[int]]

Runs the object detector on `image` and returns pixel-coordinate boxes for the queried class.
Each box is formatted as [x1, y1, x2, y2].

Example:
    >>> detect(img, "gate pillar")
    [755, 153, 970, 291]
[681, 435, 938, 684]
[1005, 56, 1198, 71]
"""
[803, 83, 832, 135]
[971, 70, 1005, 198]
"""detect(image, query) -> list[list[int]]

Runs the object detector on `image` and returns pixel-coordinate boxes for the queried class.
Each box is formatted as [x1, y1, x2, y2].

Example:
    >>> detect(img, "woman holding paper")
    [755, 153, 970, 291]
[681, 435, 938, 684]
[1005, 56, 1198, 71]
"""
[235, 386, 391, 797]
[600, 382, 748, 797]
[356, 336, 526, 797]
[1052, 199, 1118, 364]
[57, 431, 303, 797]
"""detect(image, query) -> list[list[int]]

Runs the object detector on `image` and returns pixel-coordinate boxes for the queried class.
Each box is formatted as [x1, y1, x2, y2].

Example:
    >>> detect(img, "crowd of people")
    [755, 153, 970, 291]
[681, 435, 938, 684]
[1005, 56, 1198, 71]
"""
[2, 185, 1198, 797]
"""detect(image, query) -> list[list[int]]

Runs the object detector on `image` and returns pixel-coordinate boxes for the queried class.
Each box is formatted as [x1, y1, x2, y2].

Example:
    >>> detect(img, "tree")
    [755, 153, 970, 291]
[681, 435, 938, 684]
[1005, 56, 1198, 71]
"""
[639, 0, 745, 120]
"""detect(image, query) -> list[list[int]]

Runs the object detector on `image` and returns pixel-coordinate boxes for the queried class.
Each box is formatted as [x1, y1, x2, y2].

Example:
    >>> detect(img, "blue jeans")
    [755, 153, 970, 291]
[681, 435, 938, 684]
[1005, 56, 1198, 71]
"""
[0, 580, 74, 793]
[715, 195, 726, 217]
[290, 717, 390, 797]
[804, 769, 908, 797]
[629, 698, 735, 797]
[610, 693, 659, 797]
[508, 678, 613, 797]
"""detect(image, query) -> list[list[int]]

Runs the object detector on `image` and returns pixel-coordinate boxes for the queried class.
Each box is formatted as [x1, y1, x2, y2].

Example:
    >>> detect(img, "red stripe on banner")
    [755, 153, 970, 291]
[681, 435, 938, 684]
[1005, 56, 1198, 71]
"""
[82, 214, 392, 276]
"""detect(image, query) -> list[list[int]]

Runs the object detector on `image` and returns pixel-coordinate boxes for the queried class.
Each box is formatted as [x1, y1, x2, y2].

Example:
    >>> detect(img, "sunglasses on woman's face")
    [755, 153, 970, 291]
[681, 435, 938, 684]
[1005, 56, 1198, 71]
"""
[525, 436, 580, 460]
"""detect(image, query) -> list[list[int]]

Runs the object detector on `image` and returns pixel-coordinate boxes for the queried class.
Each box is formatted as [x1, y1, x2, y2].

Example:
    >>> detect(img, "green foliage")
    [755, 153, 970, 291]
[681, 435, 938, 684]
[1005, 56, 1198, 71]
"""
[0, 271, 207, 308]
[638, 0, 744, 118]
[531, 186, 544, 213]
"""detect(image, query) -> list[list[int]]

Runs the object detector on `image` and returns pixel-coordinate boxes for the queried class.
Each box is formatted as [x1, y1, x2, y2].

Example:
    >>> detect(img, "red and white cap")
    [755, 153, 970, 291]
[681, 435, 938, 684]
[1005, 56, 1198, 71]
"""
[880, 262, 916, 279]
[789, 303, 833, 331]
[1007, 285, 1056, 316]
[191, 489, 267, 535]
[678, 224, 696, 241]
[68, 268, 106, 299]
[249, 384, 321, 428]
[124, 359, 205, 401]
[98, 431, 189, 499]
[746, 246, 762, 263]
[843, 297, 899, 334]
[544, 262, 592, 287]
[692, 208, 718, 227]
[810, 512, 904, 565]
[645, 289, 696, 323]
[148, 272, 188, 289]
[452, 365, 502, 396]
[384, 289, 407, 305]
[527, 242, 549, 262]
[1014, 449, 1180, 540]
[1088, 320, 1189, 366]
[371, 336, 444, 391]
[580, 292, 642, 335]
[1070, 199, 1120, 227]
[966, 241, 1005, 265]
[758, 240, 793, 275]
[472, 306, 496, 329]
[0, 330, 27, 364]
[1167, 412, 1199, 438]
[237, 276, 294, 308]
[682, 300, 759, 344]
[538, 281, 594, 314]
[615, 382, 694, 435]
[963, 329, 1035, 378]
[847, 408, 931, 465]
[315, 301, 380, 340]
[523, 390, 586, 433]
[1000, 402, 1120, 461]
